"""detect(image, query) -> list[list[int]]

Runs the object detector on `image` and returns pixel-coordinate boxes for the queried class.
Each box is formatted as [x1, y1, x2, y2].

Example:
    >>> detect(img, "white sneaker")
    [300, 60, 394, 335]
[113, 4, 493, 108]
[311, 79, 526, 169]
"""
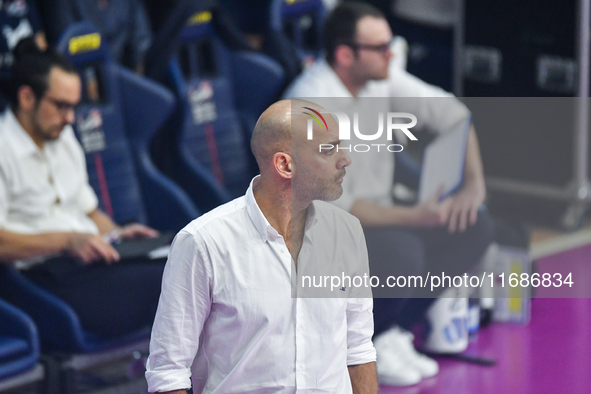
[389, 326, 439, 378]
[374, 329, 422, 386]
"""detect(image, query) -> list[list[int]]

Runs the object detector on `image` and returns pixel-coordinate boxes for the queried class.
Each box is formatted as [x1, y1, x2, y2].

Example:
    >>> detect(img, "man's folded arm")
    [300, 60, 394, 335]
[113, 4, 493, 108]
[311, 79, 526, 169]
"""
[0, 176, 73, 262]
[0, 229, 72, 262]
[146, 230, 212, 393]
[0, 227, 120, 264]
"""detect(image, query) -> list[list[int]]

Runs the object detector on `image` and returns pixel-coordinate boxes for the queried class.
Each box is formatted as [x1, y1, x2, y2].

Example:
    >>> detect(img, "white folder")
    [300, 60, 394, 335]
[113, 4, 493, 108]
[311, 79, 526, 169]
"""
[418, 118, 471, 202]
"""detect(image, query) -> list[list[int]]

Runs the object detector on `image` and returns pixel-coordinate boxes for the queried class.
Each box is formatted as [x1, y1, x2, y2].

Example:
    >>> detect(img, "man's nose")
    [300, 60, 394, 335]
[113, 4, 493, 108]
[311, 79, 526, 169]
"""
[339, 150, 352, 168]
[386, 46, 394, 60]
[64, 108, 76, 124]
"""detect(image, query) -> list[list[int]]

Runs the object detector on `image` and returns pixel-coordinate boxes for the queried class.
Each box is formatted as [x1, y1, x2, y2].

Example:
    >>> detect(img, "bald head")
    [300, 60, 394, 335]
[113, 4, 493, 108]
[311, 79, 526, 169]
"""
[251, 99, 325, 172]
[250, 99, 291, 170]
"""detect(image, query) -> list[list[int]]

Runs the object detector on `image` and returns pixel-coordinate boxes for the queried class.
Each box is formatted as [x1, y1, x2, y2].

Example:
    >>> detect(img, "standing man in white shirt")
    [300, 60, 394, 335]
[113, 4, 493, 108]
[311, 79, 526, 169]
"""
[145, 99, 378, 394]
[0, 38, 163, 339]
[284, 1, 494, 387]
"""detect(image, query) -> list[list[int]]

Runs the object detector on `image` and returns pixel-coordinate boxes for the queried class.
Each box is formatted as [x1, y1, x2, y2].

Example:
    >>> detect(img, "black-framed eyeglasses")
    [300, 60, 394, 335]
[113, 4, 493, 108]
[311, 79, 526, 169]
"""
[44, 96, 78, 116]
[348, 38, 394, 55]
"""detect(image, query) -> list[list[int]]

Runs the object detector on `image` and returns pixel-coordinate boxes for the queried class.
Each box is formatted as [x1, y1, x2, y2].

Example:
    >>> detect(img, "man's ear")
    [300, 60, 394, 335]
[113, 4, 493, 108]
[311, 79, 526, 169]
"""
[334, 44, 355, 68]
[273, 152, 292, 179]
[17, 85, 37, 112]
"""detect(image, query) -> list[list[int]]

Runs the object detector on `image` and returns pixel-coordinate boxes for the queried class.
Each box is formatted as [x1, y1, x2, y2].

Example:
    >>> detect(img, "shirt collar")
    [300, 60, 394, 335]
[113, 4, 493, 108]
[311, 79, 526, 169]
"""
[245, 176, 278, 242]
[3, 109, 42, 158]
[245, 176, 319, 242]
[304, 201, 318, 233]
[318, 59, 356, 98]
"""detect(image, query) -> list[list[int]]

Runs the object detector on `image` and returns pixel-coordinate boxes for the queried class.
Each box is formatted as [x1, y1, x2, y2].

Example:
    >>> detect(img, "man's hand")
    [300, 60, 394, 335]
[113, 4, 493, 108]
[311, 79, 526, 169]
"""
[408, 187, 452, 228]
[66, 233, 120, 264]
[117, 223, 159, 240]
[350, 189, 452, 228]
[442, 124, 487, 233]
[445, 178, 486, 233]
[87, 209, 158, 241]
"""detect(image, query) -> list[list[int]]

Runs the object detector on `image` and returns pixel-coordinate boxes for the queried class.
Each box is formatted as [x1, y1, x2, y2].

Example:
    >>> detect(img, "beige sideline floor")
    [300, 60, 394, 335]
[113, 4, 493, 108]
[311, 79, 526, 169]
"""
[530, 222, 591, 259]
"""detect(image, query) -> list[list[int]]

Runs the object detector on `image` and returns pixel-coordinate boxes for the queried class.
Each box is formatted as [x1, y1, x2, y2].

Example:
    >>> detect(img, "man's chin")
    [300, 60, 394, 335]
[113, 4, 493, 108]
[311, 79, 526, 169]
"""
[48, 128, 66, 141]
[375, 71, 389, 81]
[320, 186, 344, 202]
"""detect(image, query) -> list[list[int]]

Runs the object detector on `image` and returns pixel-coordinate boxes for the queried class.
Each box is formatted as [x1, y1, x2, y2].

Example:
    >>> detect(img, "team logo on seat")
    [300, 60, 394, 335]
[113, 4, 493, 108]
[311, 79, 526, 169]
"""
[188, 81, 217, 125]
[77, 108, 106, 153]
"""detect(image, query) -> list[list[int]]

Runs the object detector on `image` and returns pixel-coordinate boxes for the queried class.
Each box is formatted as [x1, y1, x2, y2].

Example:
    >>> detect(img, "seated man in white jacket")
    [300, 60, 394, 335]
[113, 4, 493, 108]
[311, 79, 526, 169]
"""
[284, 1, 494, 387]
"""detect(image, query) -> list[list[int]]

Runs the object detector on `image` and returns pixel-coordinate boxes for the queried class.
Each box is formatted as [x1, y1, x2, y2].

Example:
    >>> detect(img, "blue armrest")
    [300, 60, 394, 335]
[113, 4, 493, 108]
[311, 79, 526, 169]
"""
[0, 267, 83, 353]
[0, 299, 37, 346]
[0, 266, 149, 354]
[0, 298, 39, 379]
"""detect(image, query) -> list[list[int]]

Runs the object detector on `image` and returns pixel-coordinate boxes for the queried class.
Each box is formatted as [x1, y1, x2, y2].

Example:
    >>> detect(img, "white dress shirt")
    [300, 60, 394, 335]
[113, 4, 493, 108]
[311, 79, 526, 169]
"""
[283, 59, 471, 212]
[146, 177, 376, 393]
[0, 110, 99, 267]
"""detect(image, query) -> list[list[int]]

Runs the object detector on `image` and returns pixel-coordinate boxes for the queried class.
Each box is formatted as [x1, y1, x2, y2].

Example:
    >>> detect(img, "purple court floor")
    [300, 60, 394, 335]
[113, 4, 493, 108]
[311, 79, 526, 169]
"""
[381, 244, 591, 394]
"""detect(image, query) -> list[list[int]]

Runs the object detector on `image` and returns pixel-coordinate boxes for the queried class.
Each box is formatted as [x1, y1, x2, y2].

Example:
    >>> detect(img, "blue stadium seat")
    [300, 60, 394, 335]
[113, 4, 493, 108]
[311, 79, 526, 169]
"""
[158, 10, 284, 212]
[0, 266, 149, 355]
[0, 298, 43, 393]
[57, 22, 200, 232]
[264, 0, 326, 83]
[144, 0, 252, 83]
[0, 265, 150, 393]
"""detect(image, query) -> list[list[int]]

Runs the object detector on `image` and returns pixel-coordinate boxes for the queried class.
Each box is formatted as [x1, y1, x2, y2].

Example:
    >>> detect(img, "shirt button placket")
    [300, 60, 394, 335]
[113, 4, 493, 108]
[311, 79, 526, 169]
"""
[295, 298, 307, 389]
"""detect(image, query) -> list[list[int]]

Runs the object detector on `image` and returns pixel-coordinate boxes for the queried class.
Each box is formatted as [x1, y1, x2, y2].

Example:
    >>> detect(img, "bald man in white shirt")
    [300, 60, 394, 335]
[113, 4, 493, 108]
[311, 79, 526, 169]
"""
[146, 99, 378, 394]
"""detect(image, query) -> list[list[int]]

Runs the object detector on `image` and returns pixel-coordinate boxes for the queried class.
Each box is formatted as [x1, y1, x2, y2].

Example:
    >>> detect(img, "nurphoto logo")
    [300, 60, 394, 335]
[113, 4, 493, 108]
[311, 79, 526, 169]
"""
[303, 108, 418, 153]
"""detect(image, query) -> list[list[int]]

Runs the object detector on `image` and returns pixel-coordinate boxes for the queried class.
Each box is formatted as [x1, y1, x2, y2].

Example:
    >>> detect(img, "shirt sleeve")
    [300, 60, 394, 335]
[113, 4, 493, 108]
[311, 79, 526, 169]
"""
[145, 229, 213, 393]
[346, 221, 376, 366]
[346, 296, 376, 366]
[389, 68, 471, 135]
[62, 127, 98, 214]
[283, 77, 315, 99]
[0, 162, 9, 228]
[78, 183, 98, 214]
[389, 68, 453, 99]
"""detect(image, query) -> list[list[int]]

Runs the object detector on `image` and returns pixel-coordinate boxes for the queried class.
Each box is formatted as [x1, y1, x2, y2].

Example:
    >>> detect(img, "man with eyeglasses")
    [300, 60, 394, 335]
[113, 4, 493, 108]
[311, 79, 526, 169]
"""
[0, 37, 165, 340]
[284, 1, 494, 387]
